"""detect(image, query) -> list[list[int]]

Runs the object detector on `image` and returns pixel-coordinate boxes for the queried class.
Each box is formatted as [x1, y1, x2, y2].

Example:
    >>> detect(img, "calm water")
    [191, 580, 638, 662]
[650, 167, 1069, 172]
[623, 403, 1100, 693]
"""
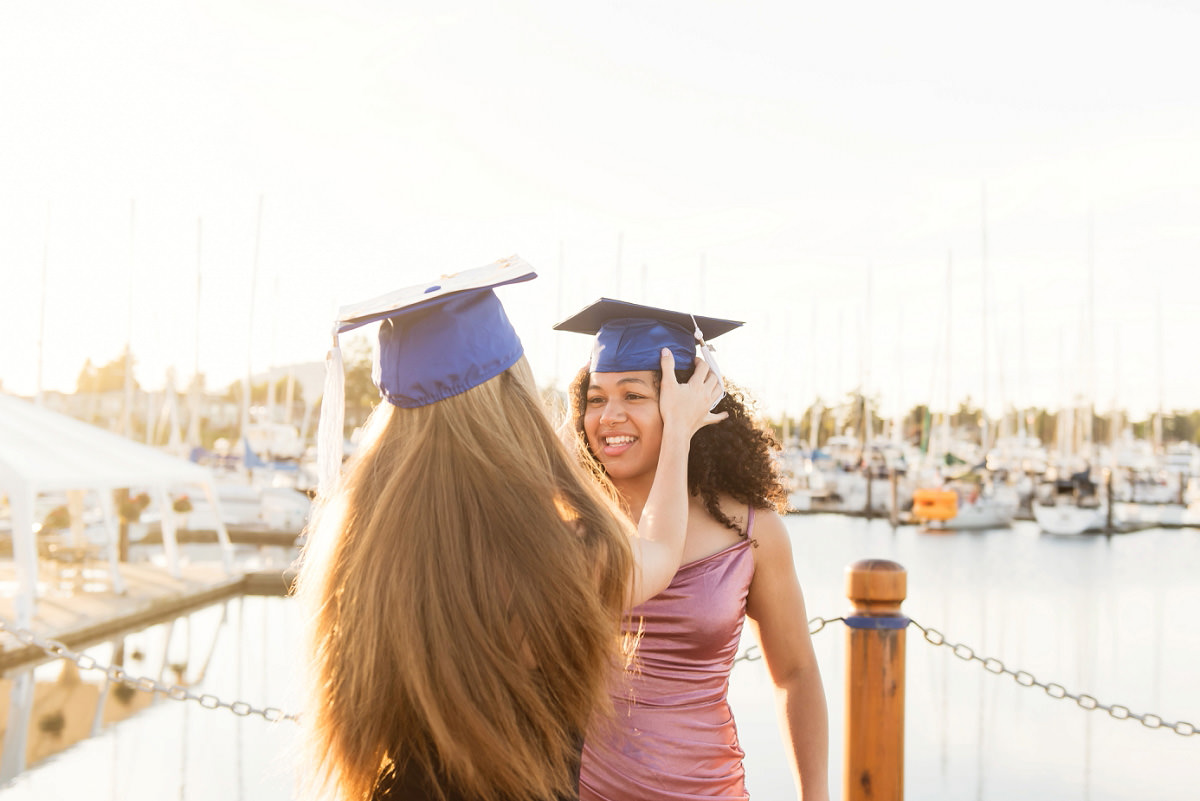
[2, 515, 1197, 800]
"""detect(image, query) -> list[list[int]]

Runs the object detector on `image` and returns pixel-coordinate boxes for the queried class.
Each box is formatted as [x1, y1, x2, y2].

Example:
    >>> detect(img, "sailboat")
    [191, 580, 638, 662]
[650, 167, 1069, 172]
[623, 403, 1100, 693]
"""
[1031, 215, 1108, 536]
[913, 472, 1019, 530]
[910, 246, 1017, 531]
[1031, 466, 1108, 535]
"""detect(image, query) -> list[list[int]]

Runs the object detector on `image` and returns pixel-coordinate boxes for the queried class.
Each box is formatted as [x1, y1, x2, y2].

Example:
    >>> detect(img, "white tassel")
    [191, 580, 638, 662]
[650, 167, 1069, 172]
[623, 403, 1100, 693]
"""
[317, 329, 346, 497]
[691, 314, 726, 409]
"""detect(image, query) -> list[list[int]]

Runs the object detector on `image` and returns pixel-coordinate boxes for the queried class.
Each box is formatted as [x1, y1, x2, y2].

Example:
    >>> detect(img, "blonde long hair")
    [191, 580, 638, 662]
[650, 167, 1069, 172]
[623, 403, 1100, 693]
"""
[294, 357, 634, 801]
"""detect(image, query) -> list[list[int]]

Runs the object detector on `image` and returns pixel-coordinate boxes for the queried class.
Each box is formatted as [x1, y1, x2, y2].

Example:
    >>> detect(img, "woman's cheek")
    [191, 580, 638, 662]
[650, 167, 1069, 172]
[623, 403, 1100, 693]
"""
[582, 410, 602, 452]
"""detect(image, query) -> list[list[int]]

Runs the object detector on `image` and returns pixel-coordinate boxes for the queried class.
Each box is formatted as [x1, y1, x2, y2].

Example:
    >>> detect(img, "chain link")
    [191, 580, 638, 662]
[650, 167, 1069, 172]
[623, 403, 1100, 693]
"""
[732, 645, 761, 665]
[907, 618, 1198, 739]
[0, 616, 298, 724]
[8, 609, 1193, 740]
[7, 612, 842, 722]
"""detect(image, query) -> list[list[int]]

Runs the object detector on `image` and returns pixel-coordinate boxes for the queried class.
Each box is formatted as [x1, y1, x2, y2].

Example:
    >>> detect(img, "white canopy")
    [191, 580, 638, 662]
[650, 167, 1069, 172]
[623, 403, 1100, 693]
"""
[0, 394, 234, 625]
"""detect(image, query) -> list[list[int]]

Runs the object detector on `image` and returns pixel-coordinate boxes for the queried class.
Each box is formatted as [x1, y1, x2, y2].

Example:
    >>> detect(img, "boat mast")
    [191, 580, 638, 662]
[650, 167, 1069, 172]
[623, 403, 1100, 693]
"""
[862, 261, 872, 455]
[186, 218, 203, 449]
[35, 203, 49, 407]
[942, 251, 952, 466]
[241, 195, 264, 442]
[267, 272, 278, 421]
[1154, 289, 1164, 454]
[809, 299, 821, 453]
[1018, 290, 1028, 441]
[1083, 211, 1096, 464]
[122, 199, 136, 438]
[980, 182, 990, 455]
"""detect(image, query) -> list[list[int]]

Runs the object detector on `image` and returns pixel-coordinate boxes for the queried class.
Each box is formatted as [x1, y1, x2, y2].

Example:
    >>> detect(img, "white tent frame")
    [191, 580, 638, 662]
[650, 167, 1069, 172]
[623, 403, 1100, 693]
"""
[0, 394, 235, 628]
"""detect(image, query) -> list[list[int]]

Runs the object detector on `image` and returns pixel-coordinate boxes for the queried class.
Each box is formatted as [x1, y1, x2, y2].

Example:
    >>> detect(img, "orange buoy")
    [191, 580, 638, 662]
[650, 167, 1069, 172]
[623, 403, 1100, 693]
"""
[911, 488, 957, 523]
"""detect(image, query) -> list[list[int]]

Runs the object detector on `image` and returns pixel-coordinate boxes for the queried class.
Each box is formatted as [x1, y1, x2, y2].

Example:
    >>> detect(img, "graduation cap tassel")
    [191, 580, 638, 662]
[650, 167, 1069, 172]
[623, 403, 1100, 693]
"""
[316, 329, 345, 497]
[691, 314, 726, 409]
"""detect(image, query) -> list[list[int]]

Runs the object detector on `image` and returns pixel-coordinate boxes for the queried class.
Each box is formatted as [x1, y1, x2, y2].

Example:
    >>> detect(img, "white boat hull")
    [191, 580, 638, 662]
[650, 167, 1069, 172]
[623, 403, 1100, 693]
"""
[1032, 501, 1108, 535]
[1113, 501, 1200, 528]
[940, 498, 1018, 530]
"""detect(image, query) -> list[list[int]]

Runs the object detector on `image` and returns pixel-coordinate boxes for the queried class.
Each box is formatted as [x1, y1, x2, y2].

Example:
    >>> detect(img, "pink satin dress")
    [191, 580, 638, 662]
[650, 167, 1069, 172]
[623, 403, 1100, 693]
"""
[580, 508, 757, 801]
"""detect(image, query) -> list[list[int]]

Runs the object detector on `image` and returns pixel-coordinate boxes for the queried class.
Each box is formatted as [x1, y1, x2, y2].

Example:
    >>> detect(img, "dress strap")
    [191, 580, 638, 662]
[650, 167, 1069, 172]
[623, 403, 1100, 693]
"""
[745, 505, 756, 537]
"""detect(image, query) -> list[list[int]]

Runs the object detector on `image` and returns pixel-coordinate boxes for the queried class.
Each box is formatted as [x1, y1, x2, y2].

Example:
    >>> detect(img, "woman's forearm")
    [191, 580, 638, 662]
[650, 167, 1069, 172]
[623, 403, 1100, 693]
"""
[630, 428, 694, 603]
[777, 665, 831, 801]
[627, 349, 725, 606]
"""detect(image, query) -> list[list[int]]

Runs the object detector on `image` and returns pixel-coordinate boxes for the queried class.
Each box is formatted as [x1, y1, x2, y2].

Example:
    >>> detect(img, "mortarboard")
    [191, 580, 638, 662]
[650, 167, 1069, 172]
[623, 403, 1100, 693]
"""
[553, 298, 742, 408]
[553, 297, 742, 372]
[316, 255, 536, 493]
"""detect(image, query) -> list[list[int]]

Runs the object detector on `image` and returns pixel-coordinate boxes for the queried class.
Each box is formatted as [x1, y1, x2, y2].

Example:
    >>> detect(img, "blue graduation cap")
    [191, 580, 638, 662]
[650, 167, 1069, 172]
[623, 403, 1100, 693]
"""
[553, 298, 742, 410]
[553, 298, 742, 373]
[316, 255, 536, 493]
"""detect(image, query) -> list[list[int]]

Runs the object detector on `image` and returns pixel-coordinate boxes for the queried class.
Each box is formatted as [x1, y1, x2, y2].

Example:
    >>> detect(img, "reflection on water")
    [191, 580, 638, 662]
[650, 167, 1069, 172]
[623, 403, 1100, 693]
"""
[1, 516, 1197, 800]
[0, 595, 301, 800]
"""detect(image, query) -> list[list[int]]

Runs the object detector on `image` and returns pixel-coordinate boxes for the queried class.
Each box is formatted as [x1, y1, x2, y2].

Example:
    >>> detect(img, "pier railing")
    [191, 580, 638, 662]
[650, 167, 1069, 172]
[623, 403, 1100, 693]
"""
[843, 559, 907, 801]
[2, 559, 1196, 792]
[823, 558, 1196, 801]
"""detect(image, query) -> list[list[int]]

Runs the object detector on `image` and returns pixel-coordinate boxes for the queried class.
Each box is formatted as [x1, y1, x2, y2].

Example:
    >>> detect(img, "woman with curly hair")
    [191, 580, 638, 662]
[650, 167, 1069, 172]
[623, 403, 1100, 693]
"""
[556, 299, 829, 801]
[293, 262, 726, 801]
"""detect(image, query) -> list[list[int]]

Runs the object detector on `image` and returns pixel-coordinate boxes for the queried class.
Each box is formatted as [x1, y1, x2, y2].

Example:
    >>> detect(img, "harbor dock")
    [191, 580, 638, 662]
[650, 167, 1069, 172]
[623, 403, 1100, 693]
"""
[0, 554, 294, 672]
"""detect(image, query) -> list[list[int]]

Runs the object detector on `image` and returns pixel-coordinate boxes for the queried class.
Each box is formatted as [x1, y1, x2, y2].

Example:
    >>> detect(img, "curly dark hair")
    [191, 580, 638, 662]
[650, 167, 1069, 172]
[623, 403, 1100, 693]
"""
[568, 365, 788, 533]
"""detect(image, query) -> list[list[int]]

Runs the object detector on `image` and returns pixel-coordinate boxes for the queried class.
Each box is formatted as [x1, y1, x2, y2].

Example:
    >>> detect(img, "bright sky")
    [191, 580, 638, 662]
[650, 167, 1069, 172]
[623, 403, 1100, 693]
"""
[2, 0, 1198, 422]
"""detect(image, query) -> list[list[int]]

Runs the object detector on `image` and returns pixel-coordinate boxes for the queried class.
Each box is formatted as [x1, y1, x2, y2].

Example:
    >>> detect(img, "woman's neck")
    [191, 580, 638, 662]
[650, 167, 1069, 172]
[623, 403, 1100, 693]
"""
[613, 473, 656, 522]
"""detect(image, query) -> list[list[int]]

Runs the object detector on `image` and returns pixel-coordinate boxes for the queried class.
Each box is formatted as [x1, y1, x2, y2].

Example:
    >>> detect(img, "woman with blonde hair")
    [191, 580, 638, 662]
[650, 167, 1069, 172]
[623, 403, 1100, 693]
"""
[292, 258, 725, 801]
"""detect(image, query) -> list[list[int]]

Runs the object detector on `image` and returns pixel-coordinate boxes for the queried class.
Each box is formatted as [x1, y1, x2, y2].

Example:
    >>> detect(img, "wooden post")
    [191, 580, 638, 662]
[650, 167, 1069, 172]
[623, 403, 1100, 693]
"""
[864, 465, 873, 519]
[845, 559, 907, 801]
[888, 468, 899, 527]
[114, 488, 131, 563]
[1104, 468, 1113, 534]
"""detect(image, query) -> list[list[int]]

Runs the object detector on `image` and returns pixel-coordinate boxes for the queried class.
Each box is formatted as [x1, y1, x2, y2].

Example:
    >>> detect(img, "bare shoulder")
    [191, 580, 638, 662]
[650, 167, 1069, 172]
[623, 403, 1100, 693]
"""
[745, 508, 806, 622]
[748, 507, 792, 557]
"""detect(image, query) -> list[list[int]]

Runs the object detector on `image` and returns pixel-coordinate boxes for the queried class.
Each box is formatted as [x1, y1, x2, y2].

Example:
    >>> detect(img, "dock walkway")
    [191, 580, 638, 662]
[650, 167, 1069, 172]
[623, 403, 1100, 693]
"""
[0, 557, 293, 672]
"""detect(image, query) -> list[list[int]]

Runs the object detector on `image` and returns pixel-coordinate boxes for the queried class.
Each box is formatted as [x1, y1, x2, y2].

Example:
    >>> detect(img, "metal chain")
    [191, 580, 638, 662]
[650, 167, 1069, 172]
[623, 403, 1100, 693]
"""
[908, 618, 1198, 739]
[732, 645, 761, 666]
[13, 608, 1190, 741]
[809, 615, 843, 635]
[7, 613, 844, 720]
[0, 617, 298, 724]
[733, 616, 841, 666]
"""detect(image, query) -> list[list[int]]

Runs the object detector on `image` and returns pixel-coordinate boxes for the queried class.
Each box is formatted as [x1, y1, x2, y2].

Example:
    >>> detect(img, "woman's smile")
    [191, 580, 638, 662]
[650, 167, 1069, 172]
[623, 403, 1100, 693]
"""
[600, 433, 638, 456]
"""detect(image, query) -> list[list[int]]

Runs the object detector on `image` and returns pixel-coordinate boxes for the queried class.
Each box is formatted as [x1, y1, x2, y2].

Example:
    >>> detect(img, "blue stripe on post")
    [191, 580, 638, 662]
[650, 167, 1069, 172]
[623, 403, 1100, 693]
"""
[844, 615, 910, 631]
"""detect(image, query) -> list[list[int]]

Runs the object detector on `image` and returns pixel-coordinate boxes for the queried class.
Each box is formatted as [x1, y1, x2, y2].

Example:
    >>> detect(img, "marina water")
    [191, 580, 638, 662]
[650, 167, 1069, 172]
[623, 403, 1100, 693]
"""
[2, 515, 1197, 800]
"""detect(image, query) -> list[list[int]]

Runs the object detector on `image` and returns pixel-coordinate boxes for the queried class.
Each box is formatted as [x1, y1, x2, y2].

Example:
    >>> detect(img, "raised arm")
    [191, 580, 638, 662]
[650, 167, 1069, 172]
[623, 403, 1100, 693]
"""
[627, 348, 726, 606]
[745, 510, 830, 801]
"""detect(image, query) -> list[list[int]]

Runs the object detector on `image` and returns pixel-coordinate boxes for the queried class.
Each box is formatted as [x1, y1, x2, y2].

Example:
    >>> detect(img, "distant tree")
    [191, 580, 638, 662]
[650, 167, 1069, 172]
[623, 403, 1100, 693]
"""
[275, 375, 303, 405]
[310, 335, 377, 435]
[1032, 408, 1058, 448]
[221, 374, 303, 407]
[76, 347, 139, 394]
[341, 336, 378, 429]
[76, 358, 98, 394]
[814, 401, 838, 446]
[1164, 410, 1200, 444]
[1092, 410, 1112, 446]
[803, 402, 826, 448]
[906, 404, 931, 451]
[834, 389, 885, 443]
[951, 397, 982, 437]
